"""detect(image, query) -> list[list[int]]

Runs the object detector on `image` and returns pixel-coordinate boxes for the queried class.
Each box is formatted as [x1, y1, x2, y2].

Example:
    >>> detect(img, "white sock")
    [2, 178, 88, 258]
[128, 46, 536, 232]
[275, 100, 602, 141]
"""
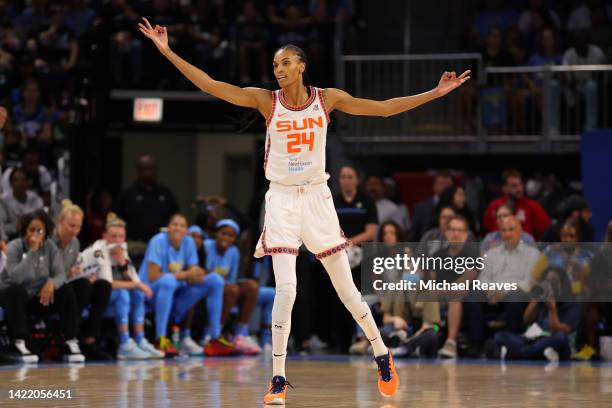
[321, 252, 388, 357]
[271, 254, 297, 378]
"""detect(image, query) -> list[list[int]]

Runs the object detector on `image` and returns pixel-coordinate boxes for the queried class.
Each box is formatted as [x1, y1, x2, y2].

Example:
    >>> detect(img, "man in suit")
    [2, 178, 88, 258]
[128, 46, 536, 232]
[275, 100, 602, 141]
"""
[409, 172, 454, 242]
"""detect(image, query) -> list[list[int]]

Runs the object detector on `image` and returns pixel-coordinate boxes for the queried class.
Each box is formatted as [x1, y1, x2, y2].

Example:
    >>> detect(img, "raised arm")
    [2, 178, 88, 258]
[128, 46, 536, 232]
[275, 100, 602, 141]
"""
[138, 17, 271, 117]
[325, 70, 470, 117]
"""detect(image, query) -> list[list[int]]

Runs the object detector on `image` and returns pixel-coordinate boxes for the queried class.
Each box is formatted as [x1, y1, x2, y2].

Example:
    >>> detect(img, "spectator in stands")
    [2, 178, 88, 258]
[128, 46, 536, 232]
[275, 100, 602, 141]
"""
[541, 219, 592, 299]
[463, 216, 545, 355]
[350, 220, 405, 354]
[541, 195, 594, 242]
[115, 155, 179, 244]
[53, 200, 113, 361]
[418, 205, 456, 256]
[516, 27, 563, 134]
[462, 27, 516, 134]
[2, 128, 25, 171]
[353, 220, 440, 358]
[138, 213, 230, 357]
[518, 0, 562, 52]
[332, 164, 377, 351]
[567, 0, 612, 32]
[275, 3, 317, 48]
[1, 168, 44, 217]
[80, 213, 163, 360]
[0, 209, 85, 363]
[2, 149, 52, 205]
[335, 165, 378, 266]
[505, 27, 527, 65]
[11, 78, 51, 141]
[236, 0, 269, 84]
[483, 169, 551, 240]
[583, 221, 612, 360]
[434, 215, 480, 358]
[64, 0, 96, 37]
[183, 0, 229, 82]
[34, 6, 79, 85]
[18, 0, 51, 36]
[481, 202, 535, 253]
[469, 0, 520, 48]
[365, 175, 407, 231]
[0, 194, 17, 250]
[205, 219, 269, 355]
[562, 30, 607, 131]
[409, 172, 453, 242]
[435, 185, 478, 236]
[85, 188, 113, 244]
[494, 298, 581, 361]
[382, 177, 411, 233]
[99, 0, 142, 86]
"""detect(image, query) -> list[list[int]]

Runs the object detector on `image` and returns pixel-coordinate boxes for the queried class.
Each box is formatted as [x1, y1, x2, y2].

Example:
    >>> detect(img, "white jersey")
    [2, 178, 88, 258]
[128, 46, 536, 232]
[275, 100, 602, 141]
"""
[264, 86, 330, 186]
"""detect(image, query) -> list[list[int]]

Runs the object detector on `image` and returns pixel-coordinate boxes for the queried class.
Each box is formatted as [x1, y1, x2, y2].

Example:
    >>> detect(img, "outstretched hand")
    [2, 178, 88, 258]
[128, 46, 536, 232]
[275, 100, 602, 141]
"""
[436, 70, 471, 97]
[138, 17, 169, 54]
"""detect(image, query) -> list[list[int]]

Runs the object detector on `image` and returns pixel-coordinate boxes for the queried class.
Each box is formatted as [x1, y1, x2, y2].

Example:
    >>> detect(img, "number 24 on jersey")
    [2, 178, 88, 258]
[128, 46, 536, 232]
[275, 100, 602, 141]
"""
[287, 132, 315, 153]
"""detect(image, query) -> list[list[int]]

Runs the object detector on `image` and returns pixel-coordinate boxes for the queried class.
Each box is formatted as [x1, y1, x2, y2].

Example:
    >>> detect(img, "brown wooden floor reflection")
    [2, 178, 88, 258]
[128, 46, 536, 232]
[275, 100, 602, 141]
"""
[1, 356, 612, 407]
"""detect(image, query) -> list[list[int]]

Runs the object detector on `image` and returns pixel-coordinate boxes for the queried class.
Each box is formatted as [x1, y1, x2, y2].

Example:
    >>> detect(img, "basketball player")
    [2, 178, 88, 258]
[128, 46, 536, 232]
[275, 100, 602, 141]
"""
[139, 17, 470, 404]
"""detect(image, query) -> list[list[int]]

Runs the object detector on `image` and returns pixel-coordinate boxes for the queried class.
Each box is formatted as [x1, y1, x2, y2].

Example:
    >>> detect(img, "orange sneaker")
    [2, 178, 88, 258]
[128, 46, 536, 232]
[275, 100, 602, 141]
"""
[263, 375, 293, 405]
[375, 351, 399, 397]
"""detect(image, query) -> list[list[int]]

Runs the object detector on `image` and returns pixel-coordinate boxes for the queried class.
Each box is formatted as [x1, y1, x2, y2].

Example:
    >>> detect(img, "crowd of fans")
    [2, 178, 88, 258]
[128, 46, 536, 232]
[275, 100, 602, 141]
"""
[460, 0, 612, 135]
[1, 154, 610, 364]
[0, 0, 609, 365]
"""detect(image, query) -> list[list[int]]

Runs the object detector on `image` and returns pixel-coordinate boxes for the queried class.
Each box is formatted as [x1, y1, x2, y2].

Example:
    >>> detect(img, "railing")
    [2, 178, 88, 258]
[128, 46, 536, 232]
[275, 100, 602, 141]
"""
[484, 65, 612, 146]
[337, 53, 483, 140]
[336, 53, 612, 153]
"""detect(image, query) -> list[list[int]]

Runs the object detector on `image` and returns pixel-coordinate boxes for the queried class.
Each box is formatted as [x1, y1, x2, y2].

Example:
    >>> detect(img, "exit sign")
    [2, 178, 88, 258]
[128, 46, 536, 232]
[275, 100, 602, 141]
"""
[133, 98, 163, 122]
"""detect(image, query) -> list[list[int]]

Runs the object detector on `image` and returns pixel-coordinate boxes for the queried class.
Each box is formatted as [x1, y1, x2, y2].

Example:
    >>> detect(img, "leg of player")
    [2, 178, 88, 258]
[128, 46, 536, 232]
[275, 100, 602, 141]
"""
[263, 253, 296, 405]
[320, 251, 400, 398]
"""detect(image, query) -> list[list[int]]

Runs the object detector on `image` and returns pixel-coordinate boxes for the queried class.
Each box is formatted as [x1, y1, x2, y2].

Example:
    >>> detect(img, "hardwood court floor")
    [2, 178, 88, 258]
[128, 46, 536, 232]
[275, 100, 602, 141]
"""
[1, 356, 612, 407]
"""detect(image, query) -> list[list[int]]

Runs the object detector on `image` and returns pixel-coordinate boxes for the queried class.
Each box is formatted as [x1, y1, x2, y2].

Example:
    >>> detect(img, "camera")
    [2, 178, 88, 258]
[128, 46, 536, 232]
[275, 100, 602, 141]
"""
[530, 280, 559, 301]
[530, 268, 564, 301]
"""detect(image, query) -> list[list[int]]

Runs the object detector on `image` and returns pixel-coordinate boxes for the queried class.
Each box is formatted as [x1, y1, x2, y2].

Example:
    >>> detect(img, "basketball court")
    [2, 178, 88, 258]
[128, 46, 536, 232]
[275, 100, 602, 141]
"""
[2, 357, 611, 407]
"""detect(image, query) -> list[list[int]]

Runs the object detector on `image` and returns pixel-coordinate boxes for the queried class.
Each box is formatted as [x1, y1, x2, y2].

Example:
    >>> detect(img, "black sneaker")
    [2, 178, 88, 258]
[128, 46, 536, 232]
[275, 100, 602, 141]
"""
[80, 342, 114, 361]
[62, 339, 85, 363]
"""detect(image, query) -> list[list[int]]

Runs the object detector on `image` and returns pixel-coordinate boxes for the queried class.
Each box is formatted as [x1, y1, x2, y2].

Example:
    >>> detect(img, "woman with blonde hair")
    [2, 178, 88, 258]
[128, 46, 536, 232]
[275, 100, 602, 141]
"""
[53, 199, 113, 360]
[80, 213, 163, 359]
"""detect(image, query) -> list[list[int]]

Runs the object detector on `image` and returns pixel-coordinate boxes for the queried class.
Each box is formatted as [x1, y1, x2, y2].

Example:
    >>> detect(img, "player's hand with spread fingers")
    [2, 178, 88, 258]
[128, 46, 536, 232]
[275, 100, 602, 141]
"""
[436, 70, 471, 97]
[138, 17, 170, 55]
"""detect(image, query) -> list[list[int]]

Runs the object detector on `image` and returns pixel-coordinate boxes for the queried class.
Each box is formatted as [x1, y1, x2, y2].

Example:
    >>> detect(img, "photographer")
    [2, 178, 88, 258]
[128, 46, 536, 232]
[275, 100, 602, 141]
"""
[494, 276, 581, 361]
[0, 210, 84, 363]
[541, 219, 594, 360]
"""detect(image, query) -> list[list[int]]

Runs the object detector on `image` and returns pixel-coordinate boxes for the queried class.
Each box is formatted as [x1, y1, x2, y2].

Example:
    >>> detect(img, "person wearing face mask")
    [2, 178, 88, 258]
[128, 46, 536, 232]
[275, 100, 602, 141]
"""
[138, 213, 228, 357]
[80, 213, 162, 360]
[0, 210, 84, 363]
[53, 200, 113, 361]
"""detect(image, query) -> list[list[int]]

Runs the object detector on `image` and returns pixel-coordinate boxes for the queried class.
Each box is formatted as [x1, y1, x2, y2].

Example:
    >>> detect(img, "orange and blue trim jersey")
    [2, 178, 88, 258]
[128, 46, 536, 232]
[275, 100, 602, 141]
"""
[264, 87, 331, 186]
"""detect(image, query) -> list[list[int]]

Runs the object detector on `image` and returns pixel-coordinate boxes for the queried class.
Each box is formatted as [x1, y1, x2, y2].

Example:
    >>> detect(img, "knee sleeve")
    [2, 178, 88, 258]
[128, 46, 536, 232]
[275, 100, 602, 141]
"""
[271, 282, 296, 334]
[338, 286, 371, 322]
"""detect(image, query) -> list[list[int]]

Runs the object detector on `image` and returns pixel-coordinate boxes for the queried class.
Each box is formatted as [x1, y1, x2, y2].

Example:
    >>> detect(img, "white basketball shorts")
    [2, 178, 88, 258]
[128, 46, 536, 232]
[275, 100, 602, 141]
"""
[254, 182, 349, 260]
